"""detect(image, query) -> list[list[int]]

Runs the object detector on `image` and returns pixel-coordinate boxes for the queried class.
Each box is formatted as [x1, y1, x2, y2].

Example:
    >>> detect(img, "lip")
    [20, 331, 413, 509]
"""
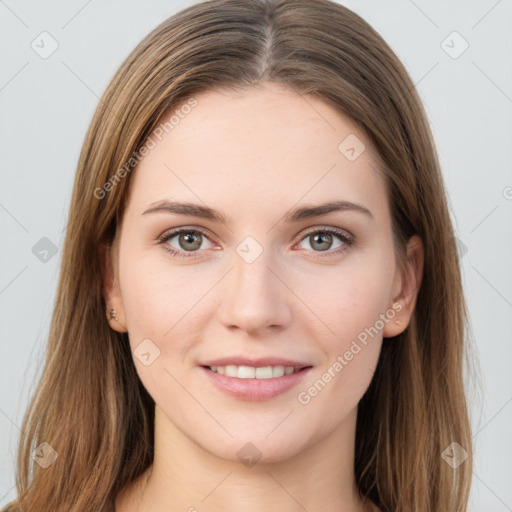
[199, 365, 313, 401]
[200, 356, 311, 371]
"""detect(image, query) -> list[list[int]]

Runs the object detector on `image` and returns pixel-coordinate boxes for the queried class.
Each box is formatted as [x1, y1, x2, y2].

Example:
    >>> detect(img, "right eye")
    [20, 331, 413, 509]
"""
[157, 228, 216, 258]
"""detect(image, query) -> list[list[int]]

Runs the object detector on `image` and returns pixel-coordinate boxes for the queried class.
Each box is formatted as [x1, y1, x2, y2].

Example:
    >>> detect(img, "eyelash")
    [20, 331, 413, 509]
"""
[157, 226, 355, 260]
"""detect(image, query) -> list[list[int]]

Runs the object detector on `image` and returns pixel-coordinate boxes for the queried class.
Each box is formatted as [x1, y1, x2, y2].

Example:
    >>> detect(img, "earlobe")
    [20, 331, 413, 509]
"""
[98, 242, 128, 333]
[382, 301, 407, 338]
[383, 235, 424, 339]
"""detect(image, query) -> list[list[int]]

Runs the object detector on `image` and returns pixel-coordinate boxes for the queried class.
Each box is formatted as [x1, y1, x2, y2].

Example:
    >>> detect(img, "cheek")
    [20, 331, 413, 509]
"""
[296, 257, 392, 403]
[118, 246, 213, 366]
[300, 254, 394, 344]
[119, 240, 195, 330]
[117, 251, 199, 403]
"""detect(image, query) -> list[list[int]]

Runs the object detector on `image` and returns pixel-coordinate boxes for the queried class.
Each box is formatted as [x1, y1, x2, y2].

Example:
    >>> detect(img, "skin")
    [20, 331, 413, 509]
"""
[101, 82, 424, 512]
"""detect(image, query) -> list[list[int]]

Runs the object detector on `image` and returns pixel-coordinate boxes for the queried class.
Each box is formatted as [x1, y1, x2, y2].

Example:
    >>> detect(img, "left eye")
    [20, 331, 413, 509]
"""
[295, 228, 354, 255]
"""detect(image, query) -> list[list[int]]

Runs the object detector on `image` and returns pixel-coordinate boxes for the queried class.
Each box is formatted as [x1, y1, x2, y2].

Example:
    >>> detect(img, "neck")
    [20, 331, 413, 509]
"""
[116, 405, 375, 512]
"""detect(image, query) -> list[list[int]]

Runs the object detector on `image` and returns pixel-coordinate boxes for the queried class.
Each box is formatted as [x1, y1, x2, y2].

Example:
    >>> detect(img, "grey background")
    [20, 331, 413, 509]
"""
[1, 1, 511, 510]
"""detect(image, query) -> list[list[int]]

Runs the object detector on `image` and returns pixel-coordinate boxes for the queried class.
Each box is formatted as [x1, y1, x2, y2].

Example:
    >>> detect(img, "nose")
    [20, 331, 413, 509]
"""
[216, 248, 292, 336]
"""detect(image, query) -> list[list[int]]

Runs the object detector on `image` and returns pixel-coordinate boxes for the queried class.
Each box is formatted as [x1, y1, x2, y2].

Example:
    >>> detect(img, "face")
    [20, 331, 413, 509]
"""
[103, 82, 421, 463]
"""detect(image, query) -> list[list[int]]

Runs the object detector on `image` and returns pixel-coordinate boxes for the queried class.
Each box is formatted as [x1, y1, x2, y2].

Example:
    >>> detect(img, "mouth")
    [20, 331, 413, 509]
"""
[199, 363, 313, 401]
[201, 364, 312, 379]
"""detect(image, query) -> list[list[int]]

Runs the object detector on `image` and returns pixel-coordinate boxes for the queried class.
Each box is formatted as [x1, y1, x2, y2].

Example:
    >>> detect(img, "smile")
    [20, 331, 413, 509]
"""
[207, 364, 302, 379]
[200, 365, 313, 401]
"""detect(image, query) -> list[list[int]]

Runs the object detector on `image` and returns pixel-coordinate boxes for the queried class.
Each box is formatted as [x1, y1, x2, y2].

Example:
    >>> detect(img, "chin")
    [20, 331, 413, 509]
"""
[202, 432, 310, 466]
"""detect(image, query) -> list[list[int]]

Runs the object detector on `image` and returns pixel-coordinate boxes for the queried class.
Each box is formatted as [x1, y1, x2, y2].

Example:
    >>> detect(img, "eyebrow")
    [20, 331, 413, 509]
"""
[142, 199, 374, 224]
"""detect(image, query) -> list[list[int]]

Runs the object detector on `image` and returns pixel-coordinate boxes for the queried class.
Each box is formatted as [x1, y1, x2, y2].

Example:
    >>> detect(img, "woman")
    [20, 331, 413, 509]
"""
[3, 0, 474, 511]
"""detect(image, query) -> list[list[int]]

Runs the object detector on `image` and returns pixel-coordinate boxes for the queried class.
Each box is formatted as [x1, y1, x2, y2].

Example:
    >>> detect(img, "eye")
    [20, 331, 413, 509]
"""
[157, 226, 355, 259]
[157, 228, 215, 258]
[295, 227, 354, 257]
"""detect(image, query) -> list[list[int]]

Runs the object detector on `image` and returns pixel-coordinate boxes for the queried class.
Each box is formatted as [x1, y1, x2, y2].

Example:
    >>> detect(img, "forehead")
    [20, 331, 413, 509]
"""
[126, 83, 389, 223]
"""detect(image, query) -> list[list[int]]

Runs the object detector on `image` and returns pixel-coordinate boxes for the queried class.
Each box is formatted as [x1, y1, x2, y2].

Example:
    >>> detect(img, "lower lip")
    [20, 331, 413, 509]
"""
[199, 366, 313, 401]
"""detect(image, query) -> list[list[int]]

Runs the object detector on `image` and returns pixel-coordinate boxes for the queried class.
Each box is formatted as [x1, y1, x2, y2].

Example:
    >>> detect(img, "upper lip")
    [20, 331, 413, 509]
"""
[200, 357, 312, 370]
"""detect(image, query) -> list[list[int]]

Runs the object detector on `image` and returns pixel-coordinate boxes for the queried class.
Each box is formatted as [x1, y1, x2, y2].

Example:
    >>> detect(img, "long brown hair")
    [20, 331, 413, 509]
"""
[4, 1, 474, 510]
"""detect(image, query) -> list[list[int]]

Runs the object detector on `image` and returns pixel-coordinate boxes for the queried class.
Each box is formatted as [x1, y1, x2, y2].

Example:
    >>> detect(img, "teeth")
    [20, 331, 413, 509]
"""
[208, 365, 299, 379]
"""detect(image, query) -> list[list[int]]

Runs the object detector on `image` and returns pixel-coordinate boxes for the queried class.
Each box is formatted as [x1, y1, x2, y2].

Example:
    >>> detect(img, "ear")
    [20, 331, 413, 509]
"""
[383, 234, 424, 338]
[98, 240, 128, 333]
